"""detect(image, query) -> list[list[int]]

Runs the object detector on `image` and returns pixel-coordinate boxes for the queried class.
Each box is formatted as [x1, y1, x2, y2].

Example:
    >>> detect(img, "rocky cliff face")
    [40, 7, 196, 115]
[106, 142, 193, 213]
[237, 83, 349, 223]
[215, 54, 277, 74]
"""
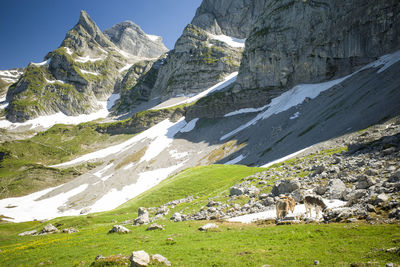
[104, 21, 168, 58]
[5, 11, 168, 122]
[235, 0, 400, 92]
[150, 24, 243, 101]
[191, 0, 267, 38]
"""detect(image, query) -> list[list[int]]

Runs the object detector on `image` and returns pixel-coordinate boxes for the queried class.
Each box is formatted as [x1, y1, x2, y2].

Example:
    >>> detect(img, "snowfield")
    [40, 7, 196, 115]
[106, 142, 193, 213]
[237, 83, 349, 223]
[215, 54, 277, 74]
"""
[228, 199, 346, 223]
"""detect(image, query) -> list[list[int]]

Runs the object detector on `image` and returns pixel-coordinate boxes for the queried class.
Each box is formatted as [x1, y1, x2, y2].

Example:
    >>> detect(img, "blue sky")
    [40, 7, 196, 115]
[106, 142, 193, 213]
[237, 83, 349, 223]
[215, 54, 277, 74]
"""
[0, 0, 202, 69]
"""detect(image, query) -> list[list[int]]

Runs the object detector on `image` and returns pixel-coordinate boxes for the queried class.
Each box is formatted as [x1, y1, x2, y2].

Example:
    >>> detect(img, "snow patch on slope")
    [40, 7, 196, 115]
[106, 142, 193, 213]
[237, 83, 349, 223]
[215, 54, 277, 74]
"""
[155, 72, 238, 110]
[89, 163, 184, 213]
[208, 33, 246, 48]
[0, 184, 88, 222]
[0, 94, 119, 130]
[228, 199, 346, 223]
[53, 118, 188, 167]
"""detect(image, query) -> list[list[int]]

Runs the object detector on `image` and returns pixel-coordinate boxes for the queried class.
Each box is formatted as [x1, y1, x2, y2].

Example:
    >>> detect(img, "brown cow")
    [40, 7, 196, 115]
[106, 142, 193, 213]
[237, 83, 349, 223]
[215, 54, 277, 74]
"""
[280, 195, 296, 213]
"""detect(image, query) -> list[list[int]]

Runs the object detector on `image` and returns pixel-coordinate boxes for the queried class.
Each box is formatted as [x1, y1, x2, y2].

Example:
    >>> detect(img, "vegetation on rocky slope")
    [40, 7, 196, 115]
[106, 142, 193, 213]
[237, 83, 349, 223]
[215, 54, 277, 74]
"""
[0, 165, 399, 266]
[0, 124, 133, 199]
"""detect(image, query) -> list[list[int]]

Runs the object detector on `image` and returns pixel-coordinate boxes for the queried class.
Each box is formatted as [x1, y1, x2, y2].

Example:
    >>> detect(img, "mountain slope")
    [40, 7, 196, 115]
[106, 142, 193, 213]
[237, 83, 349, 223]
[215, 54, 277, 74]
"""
[4, 11, 167, 123]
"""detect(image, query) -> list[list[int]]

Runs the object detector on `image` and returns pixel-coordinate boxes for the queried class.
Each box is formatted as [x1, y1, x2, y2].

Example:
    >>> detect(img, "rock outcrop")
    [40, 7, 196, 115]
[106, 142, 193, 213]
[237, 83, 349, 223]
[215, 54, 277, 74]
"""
[235, 0, 400, 93]
[191, 0, 267, 38]
[104, 21, 168, 58]
[150, 24, 243, 101]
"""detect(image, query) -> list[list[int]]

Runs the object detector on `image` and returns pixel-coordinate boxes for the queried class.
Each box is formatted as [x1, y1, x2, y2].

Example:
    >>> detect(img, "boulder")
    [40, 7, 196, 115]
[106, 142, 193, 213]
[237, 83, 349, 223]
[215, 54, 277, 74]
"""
[171, 212, 183, 222]
[356, 175, 376, 189]
[62, 227, 79, 234]
[271, 180, 300, 196]
[326, 179, 346, 199]
[151, 254, 171, 266]
[198, 223, 219, 231]
[146, 224, 164, 231]
[230, 186, 245, 196]
[130, 250, 150, 267]
[134, 207, 150, 225]
[18, 230, 37, 236]
[109, 225, 130, 234]
[39, 224, 59, 235]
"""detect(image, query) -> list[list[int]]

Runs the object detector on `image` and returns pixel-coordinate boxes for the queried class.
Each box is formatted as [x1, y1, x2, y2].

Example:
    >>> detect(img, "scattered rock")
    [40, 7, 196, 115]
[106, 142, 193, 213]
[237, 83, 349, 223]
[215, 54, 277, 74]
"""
[230, 186, 245, 196]
[130, 250, 150, 267]
[134, 207, 150, 225]
[146, 224, 164, 231]
[108, 225, 130, 234]
[92, 254, 129, 266]
[171, 212, 183, 222]
[62, 227, 78, 234]
[18, 230, 37, 236]
[38, 224, 59, 235]
[271, 179, 300, 196]
[326, 179, 346, 199]
[198, 223, 219, 231]
[151, 254, 171, 266]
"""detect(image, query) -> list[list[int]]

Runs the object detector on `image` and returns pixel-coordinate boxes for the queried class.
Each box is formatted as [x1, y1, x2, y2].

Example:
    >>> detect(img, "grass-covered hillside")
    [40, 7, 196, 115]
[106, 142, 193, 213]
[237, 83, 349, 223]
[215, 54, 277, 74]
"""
[1, 165, 399, 266]
[0, 123, 133, 199]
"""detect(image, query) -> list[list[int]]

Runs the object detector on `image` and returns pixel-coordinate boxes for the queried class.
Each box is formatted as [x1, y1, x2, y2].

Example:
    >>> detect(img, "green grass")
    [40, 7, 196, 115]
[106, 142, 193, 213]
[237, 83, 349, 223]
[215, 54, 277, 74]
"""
[0, 165, 399, 266]
[0, 123, 132, 199]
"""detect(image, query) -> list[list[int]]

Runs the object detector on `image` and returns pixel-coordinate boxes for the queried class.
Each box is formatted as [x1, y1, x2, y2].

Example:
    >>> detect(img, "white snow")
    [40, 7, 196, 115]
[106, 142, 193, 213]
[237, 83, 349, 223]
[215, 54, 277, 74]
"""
[93, 163, 113, 178]
[89, 163, 183, 213]
[64, 47, 73, 55]
[31, 59, 50, 66]
[146, 34, 161, 42]
[180, 118, 199, 133]
[0, 70, 22, 78]
[227, 199, 346, 223]
[224, 106, 268, 117]
[156, 72, 238, 110]
[221, 75, 350, 141]
[0, 100, 110, 130]
[0, 184, 88, 222]
[139, 118, 187, 163]
[78, 69, 100, 76]
[289, 111, 300, 120]
[123, 163, 135, 170]
[224, 155, 245, 165]
[362, 49, 400, 73]
[221, 50, 400, 141]
[101, 174, 113, 182]
[169, 150, 188, 160]
[75, 55, 103, 63]
[52, 118, 188, 167]
[107, 93, 120, 109]
[119, 63, 134, 73]
[208, 33, 246, 48]
[45, 78, 65, 84]
[260, 146, 312, 168]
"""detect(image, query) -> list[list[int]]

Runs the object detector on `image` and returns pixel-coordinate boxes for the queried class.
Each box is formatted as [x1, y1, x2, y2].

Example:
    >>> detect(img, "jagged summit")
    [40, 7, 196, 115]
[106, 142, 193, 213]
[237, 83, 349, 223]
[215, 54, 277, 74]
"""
[104, 20, 168, 58]
[62, 10, 114, 52]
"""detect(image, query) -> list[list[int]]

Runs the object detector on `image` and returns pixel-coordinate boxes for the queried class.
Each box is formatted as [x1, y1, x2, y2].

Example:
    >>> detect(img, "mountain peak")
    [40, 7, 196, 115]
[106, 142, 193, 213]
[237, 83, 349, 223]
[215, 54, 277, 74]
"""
[76, 10, 101, 37]
[104, 21, 168, 58]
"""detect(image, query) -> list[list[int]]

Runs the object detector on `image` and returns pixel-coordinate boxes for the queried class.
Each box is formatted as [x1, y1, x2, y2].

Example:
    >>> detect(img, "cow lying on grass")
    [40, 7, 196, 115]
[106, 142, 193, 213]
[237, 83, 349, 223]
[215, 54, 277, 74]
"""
[275, 195, 296, 220]
[304, 195, 327, 218]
